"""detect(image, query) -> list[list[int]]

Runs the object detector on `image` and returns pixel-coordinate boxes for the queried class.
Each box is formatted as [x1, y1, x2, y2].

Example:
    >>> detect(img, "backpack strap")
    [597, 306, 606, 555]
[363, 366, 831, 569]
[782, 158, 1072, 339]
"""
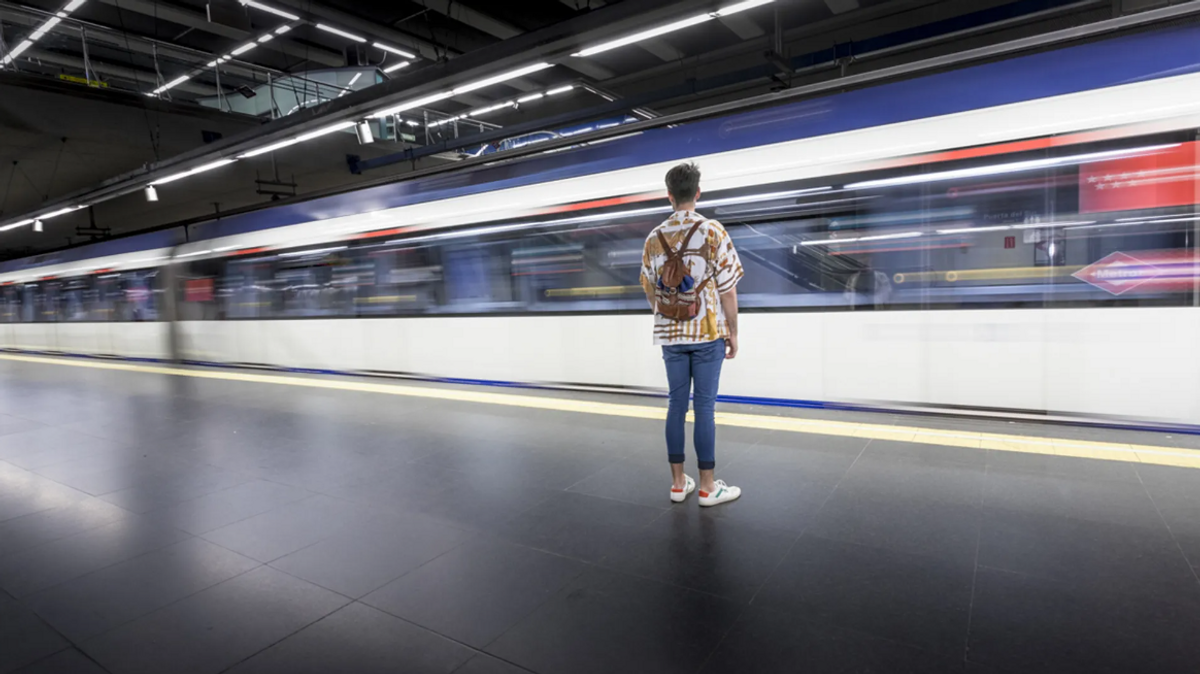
[656, 219, 706, 260]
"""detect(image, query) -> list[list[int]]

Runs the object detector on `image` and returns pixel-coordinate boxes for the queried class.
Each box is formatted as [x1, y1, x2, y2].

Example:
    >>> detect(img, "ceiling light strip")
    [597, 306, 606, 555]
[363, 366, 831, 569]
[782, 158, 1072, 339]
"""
[572, 0, 774, 58]
[1, 0, 90, 66]
[150, 159, 236, 186]
[316, 23, 366, 43]
[239, 0, 300, 21]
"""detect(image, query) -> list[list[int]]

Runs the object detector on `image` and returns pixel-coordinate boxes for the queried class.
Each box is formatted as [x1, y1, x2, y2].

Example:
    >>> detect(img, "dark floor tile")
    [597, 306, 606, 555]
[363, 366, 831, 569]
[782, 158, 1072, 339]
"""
[97, 467, 253, 514]
[0, 416, 46, 439]
[1151, 493, 1200, 566]
[452, 654, 534, 674]
[806, 487, 982, 562]
[968, 567, 1200, 673]
[983, 469, 1162, 529]
[0, 468, 93, 524]
[487, 567, 743, 674]
[0, 593, 68, 674]
[732, 433, 866, 477]
[362, 538, 586, 648]
[693, 461, 838, 534]
[416, 482, 557, 532]
[839, 451, 986, 506]
[225, 602, 473, 674]
[9, 649, 108, 674]
[25, 537, 259, 642]
[985, 449, 1140, 483]
[1137, 463, 1200, 502]
[754, 534, 974, 656]
[567, 460, 694, 509]
[323, 462, 464, 512]
[702, 604, 970, 674]
[0, 516, 192, 597]
[33, 453, 204, 497]
[0, 426, 125, 467]
[200, 494, 374, 563]
[149, 479, 313, 535]
[82, 566, 349, 674]
[496, 491, 665, 563]
[269, 513, 468, 598]
[599, 508, 794, 603]
[978, 508, 1194, 600]
[0, 497, 133, 557]
[861, 437, 988, 467]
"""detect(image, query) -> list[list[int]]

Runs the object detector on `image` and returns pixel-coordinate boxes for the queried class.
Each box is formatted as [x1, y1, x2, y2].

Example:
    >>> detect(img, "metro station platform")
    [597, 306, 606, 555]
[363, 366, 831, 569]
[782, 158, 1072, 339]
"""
[2, 353, 1200, 674]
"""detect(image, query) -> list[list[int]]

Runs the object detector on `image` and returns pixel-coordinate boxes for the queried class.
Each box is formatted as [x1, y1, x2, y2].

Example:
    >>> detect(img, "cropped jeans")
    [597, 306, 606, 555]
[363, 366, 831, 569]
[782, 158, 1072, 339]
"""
[662, 339, 725, 470]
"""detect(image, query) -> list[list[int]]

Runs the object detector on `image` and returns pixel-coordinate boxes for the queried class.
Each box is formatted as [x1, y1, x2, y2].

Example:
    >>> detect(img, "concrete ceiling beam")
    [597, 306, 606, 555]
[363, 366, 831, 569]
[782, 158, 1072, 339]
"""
[95, 0, 344, 67]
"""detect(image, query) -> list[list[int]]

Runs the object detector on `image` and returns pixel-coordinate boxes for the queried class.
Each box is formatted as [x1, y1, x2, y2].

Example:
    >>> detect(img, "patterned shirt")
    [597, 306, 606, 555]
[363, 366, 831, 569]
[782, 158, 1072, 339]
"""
[640, 210, 744, 345]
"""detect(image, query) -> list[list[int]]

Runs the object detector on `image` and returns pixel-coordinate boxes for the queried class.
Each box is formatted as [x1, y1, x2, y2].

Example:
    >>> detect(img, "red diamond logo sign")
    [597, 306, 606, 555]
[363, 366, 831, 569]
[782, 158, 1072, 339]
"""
[1072, 251, 1164, 296]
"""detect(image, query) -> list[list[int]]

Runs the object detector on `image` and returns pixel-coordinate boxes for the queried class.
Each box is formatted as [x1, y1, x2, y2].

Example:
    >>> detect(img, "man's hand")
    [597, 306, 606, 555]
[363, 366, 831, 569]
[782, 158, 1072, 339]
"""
[725, 335, 738, 360]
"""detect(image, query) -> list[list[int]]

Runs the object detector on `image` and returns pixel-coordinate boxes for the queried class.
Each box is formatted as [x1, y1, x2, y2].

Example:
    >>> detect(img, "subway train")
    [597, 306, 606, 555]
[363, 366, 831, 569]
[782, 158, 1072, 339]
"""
[3, 23, 1200, 427]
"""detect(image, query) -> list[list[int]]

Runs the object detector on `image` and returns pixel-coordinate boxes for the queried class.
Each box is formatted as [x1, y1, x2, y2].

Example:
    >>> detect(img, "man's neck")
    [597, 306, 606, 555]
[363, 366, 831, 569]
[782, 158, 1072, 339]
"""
[674, 203, 697, 213]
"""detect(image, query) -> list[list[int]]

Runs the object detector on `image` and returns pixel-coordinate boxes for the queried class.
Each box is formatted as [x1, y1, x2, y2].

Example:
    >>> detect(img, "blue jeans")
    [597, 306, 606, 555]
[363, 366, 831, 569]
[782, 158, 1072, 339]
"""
[662, 339, 725, 470]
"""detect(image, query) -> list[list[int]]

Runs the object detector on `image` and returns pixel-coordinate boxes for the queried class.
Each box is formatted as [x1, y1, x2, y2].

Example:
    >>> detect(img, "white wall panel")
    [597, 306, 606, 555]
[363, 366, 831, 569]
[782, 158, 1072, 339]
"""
[12, 307, 1200, 424]
[1043, 308, 1200, 423]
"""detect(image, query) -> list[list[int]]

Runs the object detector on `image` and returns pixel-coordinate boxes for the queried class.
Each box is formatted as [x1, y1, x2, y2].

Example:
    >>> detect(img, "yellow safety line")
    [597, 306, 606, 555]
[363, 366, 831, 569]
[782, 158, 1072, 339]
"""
[3, 352, 1200, 470]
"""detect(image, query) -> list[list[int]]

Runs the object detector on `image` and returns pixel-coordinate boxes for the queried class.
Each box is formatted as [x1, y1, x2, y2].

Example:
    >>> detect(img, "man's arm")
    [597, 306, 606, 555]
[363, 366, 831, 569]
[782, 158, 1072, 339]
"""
[719, 287, 739, 359]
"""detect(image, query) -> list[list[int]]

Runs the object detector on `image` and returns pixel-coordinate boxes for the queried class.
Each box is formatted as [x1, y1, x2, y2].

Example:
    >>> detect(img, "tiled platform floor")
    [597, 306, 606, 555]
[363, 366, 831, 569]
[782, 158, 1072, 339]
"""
[2, 355, 1200, 673]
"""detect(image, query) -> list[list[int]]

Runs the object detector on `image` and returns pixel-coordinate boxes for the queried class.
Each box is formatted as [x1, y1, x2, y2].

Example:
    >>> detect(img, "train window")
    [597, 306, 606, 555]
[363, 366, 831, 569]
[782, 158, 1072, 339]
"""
[154, 128, 1200, 320]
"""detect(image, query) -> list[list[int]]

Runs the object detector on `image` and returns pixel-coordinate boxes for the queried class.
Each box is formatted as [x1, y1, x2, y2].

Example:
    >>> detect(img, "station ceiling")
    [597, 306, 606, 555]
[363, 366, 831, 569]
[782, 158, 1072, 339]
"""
[0, 0, 1144, 257]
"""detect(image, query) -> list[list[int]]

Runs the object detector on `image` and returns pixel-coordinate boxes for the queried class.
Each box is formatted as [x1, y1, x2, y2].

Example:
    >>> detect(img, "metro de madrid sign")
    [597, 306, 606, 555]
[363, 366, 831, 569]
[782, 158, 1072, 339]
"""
[1075, 249, 1166, 293]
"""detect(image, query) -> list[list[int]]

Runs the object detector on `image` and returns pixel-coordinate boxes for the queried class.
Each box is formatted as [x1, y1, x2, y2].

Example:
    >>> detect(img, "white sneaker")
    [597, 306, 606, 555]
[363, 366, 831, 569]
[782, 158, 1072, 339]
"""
[699, 480, 741, 507]
[670, 474, 695, 503]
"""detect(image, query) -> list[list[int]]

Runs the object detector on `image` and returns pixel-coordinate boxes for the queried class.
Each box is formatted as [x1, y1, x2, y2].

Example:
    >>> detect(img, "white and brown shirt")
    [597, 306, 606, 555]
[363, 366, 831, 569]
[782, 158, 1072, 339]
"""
[640, 210, 744, 346]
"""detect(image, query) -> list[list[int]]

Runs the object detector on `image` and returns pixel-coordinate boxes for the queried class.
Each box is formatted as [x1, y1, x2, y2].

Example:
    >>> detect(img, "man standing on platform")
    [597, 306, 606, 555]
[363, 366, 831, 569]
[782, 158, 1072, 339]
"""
[641, 161, 744, 507]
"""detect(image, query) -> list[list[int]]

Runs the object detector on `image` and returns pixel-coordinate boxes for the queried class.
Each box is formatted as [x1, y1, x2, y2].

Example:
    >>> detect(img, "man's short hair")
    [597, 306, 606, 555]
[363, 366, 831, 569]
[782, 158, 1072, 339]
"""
[665, 162, 701, 204]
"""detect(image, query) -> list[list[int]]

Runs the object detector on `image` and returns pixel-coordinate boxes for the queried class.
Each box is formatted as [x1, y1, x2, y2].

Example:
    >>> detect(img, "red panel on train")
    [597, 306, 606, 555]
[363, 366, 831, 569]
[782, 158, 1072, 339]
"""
[1079, 142, 1200, 213]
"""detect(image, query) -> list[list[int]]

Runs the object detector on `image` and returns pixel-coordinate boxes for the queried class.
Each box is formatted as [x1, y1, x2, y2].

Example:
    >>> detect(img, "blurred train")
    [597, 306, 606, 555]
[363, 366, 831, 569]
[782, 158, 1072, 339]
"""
[3, 23, 1200, 427]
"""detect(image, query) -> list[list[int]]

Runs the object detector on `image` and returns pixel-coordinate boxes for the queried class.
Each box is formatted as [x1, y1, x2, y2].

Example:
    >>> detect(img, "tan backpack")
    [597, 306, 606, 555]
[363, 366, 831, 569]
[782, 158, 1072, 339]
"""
[654, 220, 711, 321]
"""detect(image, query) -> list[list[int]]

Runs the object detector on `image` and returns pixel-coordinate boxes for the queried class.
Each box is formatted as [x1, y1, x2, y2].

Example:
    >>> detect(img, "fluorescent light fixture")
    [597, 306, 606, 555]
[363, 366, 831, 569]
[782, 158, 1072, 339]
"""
[278, 245, 348, 257]
[238, 121, 356, 158]
[845, 144, 1181, 190]
[936, 225, 1013, 234]
[374, 42, 415, 58]
[383, 61, 410, 73]
[40, 205, 83, 219]
[258, 34, 274, 43]
[144, 185, 158, 202]
[30, 17, 62, 40]
[150, 159, 236, 185]
[275, 25, 292, 34]
[230, 43, 256, 56]
[370, 91, 454, 119]
[240, 0, 300, 20]
[470, 101, 515, 116]
[316, 24, 365, 42]
[698, 187, 832, 208]
[206, 60, 219, 67]
[713, 0, 776, 16]
[355, 120, 374, 144]
[404, 120, 419, 127]
[63, 0, 87, 12]
[33, 219, 43, 233]
[0, 219, 36, 232]
[573, 14, 711, 57]
[801, 231, 922, 246]
[517, 93, 544, 103]
[1113, 215, 1200, 225]
[453, 62, 555, 95]
[1, 40, 33, 64]
[346, 72, 362, 87]
[546, 85, 574, 95]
